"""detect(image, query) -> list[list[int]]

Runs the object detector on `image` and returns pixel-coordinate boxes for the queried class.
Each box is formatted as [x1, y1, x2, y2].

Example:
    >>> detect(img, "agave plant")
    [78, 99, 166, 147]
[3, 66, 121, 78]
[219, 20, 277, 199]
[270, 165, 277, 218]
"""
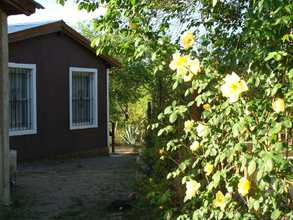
[122, 124, 138, 145]
[121, 122, 147, 146]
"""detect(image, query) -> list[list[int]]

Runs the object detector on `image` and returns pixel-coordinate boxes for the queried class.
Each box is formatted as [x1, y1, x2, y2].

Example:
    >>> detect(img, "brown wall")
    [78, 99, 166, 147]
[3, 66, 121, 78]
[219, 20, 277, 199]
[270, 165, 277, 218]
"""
[9, 32, 109, 160]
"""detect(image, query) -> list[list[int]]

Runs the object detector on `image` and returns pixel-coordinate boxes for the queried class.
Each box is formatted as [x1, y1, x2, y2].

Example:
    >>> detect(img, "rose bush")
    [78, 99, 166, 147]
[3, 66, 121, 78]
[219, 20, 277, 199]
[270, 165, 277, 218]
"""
[156, 15, 292, 219]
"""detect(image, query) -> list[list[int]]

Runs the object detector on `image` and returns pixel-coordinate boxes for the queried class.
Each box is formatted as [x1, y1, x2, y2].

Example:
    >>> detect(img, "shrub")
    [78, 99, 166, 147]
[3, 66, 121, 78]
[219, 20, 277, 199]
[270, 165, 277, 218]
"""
[154, 2, 293, 219]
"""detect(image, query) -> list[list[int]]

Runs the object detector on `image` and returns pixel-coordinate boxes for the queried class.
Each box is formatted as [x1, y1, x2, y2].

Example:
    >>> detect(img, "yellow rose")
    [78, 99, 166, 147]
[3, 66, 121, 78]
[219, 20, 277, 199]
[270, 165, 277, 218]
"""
[187, 58, 201, 75]
[185, 179, 201, 201]
[220, 72, 248, 103]
[238, 177, 251, 196]
[203, 103, 211, 111]
[196, 123, 209, 137]
[169, 53, 201, 83]
[272, 98, 285, 113]
[169, 53, 189, 72]
[213, 191, 226, 210]
[190, 141, 200, 152]
[180, 31, 195, 50]
[204, 163, 214, 176]
[181, 58, 201, 82]
[184, 120, 194, 133]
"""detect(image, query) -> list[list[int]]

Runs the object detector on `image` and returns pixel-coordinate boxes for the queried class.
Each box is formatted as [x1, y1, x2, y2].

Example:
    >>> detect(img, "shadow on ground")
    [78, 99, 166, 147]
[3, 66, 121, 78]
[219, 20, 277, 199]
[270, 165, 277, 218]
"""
[0, 146, 153, 220]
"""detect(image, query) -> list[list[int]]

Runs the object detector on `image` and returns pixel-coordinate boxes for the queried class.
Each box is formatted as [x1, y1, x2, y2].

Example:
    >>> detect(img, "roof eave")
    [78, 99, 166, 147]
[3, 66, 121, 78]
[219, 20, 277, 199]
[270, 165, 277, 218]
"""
[58, 21, 121, 68]
[1, 0, 44, 16]
[8, 20, 121, 68]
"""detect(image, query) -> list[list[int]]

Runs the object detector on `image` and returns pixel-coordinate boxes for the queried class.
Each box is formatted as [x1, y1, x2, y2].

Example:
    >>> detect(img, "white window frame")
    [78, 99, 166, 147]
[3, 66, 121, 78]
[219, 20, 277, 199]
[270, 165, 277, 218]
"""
[69, 67, 98, 130]
[8, 63, 37, 136]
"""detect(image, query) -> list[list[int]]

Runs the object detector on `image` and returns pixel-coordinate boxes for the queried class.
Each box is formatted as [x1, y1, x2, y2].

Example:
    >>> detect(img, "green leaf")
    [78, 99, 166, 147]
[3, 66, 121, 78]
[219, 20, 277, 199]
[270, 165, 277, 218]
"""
[256, 169, 263, 182]
[212, 0, 217, 7]
[248, 160, 256, 176]
[283, 119, 292, 128]
[264, 158, 273, 172]
[289, 68, 293, 81]
[172, 81, 178, 90]
[158, 113, 164, 120]
[271, 83, 282, 96]
[265, 51, 288, 62]
[232, 124, 239, 137]
[212, 172, 221, 188]
[164, 106, 172, 114]
[272, 123, 282, 134]
[272, 143, 283, 152]
[158, 129, 164, 136]
[130, 0, 137, 6]
[253, 200, 260, 211]
[169, 112, 177, 123]
[56, 0, 65, 6]
[187, 101, 195, 107]
[271, 209, 281, 220]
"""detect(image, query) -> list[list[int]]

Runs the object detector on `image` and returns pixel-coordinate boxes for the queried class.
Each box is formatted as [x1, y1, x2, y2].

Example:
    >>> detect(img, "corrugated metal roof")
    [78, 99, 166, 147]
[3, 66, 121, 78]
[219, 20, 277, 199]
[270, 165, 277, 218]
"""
[8, 20, 59, 34]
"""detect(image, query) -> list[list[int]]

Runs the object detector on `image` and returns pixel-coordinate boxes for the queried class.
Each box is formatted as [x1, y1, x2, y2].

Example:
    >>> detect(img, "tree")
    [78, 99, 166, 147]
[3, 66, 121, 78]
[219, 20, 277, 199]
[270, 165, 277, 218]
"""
[76, 21, 152, 124]
[67, 1, 182, 148]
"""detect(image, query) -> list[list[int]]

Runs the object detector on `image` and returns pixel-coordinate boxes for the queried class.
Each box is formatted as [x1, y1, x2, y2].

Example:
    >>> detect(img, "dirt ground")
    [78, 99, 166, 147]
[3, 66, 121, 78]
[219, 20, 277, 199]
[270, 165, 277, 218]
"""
[12, 146, 138, 220]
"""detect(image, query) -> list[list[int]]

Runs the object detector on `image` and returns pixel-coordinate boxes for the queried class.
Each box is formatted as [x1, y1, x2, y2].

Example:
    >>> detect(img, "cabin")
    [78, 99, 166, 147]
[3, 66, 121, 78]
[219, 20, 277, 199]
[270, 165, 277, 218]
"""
[7, 20, 119, 161]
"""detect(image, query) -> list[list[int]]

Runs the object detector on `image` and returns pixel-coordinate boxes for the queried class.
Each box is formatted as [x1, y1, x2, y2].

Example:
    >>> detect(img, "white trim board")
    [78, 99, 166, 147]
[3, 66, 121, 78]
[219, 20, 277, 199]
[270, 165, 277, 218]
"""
[69, 67, 98, 130]
[8, 63, 37, 136]
[106, 68, 110, 147]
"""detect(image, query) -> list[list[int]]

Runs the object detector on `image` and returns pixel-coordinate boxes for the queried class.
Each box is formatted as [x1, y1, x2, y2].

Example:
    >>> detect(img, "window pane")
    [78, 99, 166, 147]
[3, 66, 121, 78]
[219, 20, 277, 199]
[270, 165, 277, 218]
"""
[72, 71, 95, 127]
[9, 67, 32, 131]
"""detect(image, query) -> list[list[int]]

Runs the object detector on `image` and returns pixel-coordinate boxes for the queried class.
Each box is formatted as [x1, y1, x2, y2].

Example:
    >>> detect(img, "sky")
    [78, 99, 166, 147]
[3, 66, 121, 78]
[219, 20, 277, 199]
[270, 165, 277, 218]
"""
[8, 0, 106, 26]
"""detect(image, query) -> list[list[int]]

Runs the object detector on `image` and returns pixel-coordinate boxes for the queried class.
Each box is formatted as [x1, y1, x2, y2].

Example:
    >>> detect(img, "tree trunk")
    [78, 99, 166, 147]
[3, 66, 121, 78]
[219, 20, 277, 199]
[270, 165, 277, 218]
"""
[111, 122, 116, 154]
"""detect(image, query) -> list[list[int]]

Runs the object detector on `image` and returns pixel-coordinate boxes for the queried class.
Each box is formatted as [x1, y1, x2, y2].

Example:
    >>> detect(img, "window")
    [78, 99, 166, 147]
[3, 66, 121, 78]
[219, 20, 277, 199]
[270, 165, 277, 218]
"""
[8, 63, 37, 136]
[69, 67, 98, 130]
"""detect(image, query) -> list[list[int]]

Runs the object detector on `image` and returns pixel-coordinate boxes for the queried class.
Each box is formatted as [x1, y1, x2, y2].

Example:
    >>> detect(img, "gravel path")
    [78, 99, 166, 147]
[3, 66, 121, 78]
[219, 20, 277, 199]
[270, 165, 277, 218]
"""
[15, 146, 137, 220]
